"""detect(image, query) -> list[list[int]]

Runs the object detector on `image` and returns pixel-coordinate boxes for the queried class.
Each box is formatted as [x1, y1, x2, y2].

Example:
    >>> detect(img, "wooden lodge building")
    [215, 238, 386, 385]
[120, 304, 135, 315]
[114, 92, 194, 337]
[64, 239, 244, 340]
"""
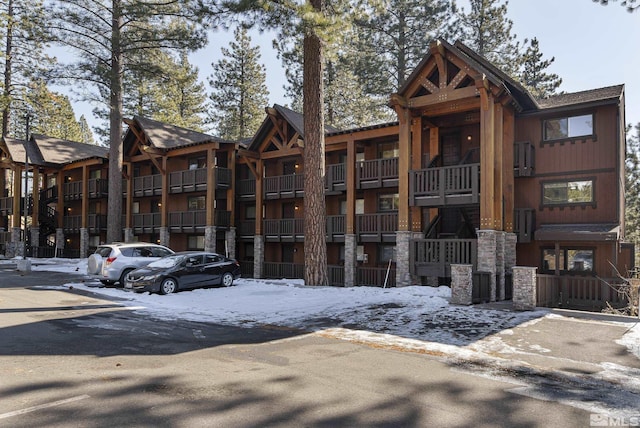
[0, 39, 634, 304]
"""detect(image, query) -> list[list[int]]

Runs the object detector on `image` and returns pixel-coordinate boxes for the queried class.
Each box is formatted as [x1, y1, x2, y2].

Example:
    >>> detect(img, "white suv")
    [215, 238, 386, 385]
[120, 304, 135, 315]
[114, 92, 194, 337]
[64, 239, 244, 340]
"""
[87, 242, 174, 286]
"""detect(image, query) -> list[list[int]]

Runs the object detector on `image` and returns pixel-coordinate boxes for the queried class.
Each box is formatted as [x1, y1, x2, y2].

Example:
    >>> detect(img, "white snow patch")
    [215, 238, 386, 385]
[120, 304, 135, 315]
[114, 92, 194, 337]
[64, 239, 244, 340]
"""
[616, 322, 640, 359]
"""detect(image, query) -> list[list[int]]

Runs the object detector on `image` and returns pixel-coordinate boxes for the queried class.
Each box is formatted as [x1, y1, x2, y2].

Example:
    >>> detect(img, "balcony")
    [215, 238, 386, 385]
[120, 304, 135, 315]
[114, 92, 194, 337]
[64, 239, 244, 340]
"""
[133, 174, 162, 197]
[87, 214, 108, 233]
[88, 179, 109, 198]
[0, 196, 12, 215]
[264, 218, 304, 242]
[238, 220, 256, 240]
[40, 186, 58, 203]
[356, 213, 398, 242]
[409, 163, 480, 207]
[514, 208, 535, 243]
[325, 163, 346, 193]
[357, 266, 396, 287]
[63, 181, 82, 201]
[410, 238, 477, 277]
[168, 210, 206, 232]
[168, 167, 232, 194]
[357, 157, 398, 189]
[237, 178, 256, 199]
[263, 262, 304, 279]
[326, 215, 346, 242]
[63, 215, 82, 233]
[133, 212, 161, 234]
[514, 141, 535, 177]
[264, 174, 304, 199]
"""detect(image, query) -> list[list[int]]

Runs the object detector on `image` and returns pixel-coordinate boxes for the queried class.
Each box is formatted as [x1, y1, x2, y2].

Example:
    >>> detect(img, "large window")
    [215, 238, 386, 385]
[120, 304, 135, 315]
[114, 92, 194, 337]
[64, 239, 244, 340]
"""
[188, 235, 205, 250]
[378, 193, 399, 211]
[188, 156, 206, 170]
[542, 248, 594, 273]
[544, 114, 593, 141]
[543, 180, 593, 206]
[188, 196, 206, 211]
[378, 142, 399, 159]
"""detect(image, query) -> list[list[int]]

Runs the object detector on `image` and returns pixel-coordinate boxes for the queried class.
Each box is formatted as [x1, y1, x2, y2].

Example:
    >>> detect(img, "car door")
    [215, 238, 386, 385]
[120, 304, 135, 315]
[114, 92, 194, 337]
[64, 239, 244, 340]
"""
[179, 255, 205, 289]
[199, 254, 225, 286]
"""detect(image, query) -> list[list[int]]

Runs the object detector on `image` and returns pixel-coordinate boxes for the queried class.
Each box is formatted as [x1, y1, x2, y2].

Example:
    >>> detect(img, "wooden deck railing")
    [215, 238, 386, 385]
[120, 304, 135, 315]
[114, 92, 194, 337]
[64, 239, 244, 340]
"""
[263, 218, 304, 241]
[356, 213, 397, 241]
[63, 215, 82, 232]
[263, 262, 304, 279]
[410, 163, 480, 207]
[357, 157, 398, 189]
[326, 215, 346, 242]
[0, 196, 12, 215]
[357, 266, 396, 287]
[41, 185, 58, 202]
[326, 163, 346, 192]
[133, 174, 162, 197]
[63, 181, 83, 200]
[411, 238, 477, 277]
[514, 141, 535, 177]
[88, 179, 109, 198]
[537, 275, 628, 310]
[237, 178, 256, 198]
[514, 208, 535, 243]
[215, 210, 231, 229]
[238, 220, 256, 238]
[169, 168, 208, 193]
[168, 210, 206, 232]
[133, 212, 161, 233]
[87, 214, 108, 232]
[328, 265, 345, 286]
[264, 174, 304, 199]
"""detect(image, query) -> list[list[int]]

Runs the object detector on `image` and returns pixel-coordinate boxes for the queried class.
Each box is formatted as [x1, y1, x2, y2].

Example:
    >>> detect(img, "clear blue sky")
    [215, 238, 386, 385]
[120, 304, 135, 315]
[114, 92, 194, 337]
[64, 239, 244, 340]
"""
[71, 0, 640, 137]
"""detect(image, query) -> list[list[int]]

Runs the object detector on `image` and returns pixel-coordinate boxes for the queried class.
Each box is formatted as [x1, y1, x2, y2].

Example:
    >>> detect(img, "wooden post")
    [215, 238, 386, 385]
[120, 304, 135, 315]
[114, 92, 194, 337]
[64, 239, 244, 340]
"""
[227, 149, 236, 226]
[428, 126, 439, 225]
[255, 160, 263, 235]
[396, 105, 411, 232]
[493, 102, 504, 231]
[125, 162, 133, 229]
[206, 148, 217, 226]
[57, 171, 64, 229]
[81, 165, 88, 228]
[161, 157, 168, 228]
[346, 137, 356, 234]
[31, 167, 40, 228]
[12, 166, 21, 228]
[479, 86, 495, 229]
[503, 107, 515, 232]
[410, 116, 422, 232]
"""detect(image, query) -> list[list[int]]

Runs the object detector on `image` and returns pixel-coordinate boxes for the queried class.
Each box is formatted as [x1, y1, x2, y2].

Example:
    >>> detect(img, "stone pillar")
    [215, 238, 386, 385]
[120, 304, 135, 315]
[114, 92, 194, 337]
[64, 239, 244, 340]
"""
[344, 234, 357, 287]
[496, 231, 506, 301]
[204, 226, 216, 253]
[56, 228, 65, 257]
[123, 228, 134, 243]
[476, 229, 497, 302]
[30, 227, 40, 257]
[450, 264, 473, 305]
[11, 227, 23, 258]
[395, 231, 412, 287]
[225, 227, 236, 259]
[513, 266, 537, 310]
[80, 228, 89, 259]
[505, 232, 517, 272]
[253, 235, 264, 279]
[159, 227, 170, 248]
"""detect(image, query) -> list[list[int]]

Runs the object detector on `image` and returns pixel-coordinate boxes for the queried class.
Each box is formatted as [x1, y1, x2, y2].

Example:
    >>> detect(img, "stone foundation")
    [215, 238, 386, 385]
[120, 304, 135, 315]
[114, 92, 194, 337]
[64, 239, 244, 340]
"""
[56, 228, 65, 257]
[124, 228, 134, 243]
[344, 234, 356, 287]
[496, 231, 505, 301]
[80, 228, 89, 259]
[476, 229, 497, 302]
[253, 235, 264, 279]
[513, 266, 537, 310]
[159, 227, 170, 248]
[395, 231, 412, 287]
[450, 264, 473, 305]
[204, 226, 216, 252]
[225, 227, 236, 259]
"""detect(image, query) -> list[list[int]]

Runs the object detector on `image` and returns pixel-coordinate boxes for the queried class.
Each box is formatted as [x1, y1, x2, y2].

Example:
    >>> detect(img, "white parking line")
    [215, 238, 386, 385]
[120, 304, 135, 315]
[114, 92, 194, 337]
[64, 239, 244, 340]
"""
[0, 395, 90, 420]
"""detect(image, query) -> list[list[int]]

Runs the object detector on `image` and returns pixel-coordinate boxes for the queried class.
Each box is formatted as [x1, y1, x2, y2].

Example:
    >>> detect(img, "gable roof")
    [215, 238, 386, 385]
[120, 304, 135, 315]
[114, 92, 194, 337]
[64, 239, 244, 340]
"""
[2, 135, 106, 167]
[535, 84, 624, 111]
[126, 116, 235, 151]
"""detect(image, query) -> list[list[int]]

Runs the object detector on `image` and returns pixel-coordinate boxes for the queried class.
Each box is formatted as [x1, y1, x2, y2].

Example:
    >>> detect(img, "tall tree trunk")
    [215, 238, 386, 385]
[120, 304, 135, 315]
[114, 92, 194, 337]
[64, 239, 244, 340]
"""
[302, 0, 328, 286]
[107, 0, 123, 243]
[2, 0, 13, 136]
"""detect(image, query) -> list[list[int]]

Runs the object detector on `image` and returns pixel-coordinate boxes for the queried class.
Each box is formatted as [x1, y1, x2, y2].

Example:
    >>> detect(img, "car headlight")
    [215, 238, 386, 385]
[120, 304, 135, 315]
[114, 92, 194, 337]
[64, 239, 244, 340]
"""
[142, 275, 160, 281]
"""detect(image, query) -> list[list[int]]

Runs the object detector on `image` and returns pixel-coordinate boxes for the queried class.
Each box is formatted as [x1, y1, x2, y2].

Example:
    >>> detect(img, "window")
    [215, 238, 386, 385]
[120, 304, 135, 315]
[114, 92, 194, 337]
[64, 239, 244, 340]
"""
[189, 156, 206, 170]
[89, 169, 101, 179]
[378, 142, 399, 159]
[132, 201, 140, 214]
[188, 196, 206, 211]
[542, 248, 594, 273]
[379, 245, 396, 263]
[188, 235, 205, 250]
[378, 194, 399, 211]
[544, 114, 593, 141]
[543, 180, 593, 205]
[245, 205, 256, 219]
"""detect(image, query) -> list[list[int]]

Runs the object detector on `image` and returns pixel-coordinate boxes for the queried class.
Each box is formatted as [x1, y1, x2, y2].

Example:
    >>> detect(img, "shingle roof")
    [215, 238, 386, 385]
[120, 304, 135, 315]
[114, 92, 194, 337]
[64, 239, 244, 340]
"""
[31, 134, 108, 165]
[535, 85, 624, 109]
[132, 116, 234, 150]
[273, 105, 341, 137]
[2, 137, 39, 164]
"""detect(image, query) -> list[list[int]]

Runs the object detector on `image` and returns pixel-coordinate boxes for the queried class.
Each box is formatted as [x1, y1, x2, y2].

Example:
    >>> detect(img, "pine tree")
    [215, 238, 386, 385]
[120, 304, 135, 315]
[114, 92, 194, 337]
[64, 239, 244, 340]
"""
[49, 0, 208, 243]
[0, 0, 53, 136]
[208, 27, 269, 140]
[625, 123, 640, 267]
[27, 83, 84, 141]
[453, 0, 522, 76]
[154, 52, 207, 132]
[518, 38, 562, 98]
[595, 0, 639, 12]
[78, 115, 97, 145]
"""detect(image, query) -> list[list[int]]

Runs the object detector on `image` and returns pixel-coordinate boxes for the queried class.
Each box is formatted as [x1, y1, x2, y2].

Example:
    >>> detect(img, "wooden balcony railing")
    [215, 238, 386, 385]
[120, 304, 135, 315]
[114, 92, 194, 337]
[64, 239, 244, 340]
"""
[168, 210, 206, 232]
[325, 163, 346, 193]
[215, 210, 231, 229]
[326, 215, 346, 242]
[514, 141, 535, 177]
[409, 163, 480, 207]
[537, 275, 627, 310]
[41, 185, 58, 203]
[514, 208, 535, 243]
[133, 174, 162, 197]
[133, 212, 161, 233]
[168, 167, 232, 194]
[63, 215, 82, 233]
[63, 181, 82, 201]
[356, 266, 396, 287]
[263, 262, 304, 279]
[410, 238, 477, 277]
[357, 157, 398, 189]
[238, 220, 256, 239]
[328, 265, 345, 286]
[264, 174, 304, 199]
[216, 167, 232, 188]
[263, 218, 304, 241]
[87, 214, 108, 232]
[356, 213, 397, 242]
[88, 179, 109, 198]
[237, 178, 256, 198]
[0, 196, 12, 215]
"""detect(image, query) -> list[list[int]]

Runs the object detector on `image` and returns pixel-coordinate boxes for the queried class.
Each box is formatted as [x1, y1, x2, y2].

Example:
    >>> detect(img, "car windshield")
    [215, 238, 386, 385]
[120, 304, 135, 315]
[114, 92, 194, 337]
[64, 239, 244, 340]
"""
[147, 255, 183, 269]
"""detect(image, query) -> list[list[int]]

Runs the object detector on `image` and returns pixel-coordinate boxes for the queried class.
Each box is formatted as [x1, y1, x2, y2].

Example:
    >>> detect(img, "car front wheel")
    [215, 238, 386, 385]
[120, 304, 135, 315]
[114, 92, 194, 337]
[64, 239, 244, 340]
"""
[160, 278, 178, 295]
[221, 272, 234, 287]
